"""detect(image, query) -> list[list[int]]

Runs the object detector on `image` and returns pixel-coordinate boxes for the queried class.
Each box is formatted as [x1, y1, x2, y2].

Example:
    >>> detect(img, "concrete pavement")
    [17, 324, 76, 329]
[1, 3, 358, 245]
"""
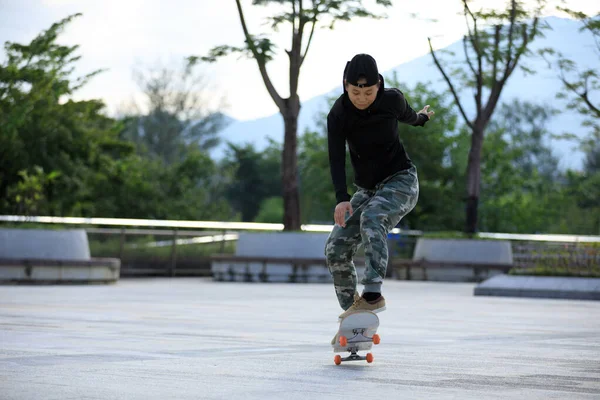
[1, 278, 599, 399]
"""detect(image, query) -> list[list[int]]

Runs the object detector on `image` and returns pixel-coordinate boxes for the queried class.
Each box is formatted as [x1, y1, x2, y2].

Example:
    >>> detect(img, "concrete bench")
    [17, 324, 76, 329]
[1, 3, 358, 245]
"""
[211, 232, 371, 283]
[0, 228, 120, 284]
[211, 232, 331, 283]
[392, 238, 513, 282]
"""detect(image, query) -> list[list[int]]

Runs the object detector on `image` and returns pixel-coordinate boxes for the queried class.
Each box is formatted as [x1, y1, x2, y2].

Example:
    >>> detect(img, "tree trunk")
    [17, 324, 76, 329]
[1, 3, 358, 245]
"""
[281, 99, 301, 231]
[465, 125, 485, 235]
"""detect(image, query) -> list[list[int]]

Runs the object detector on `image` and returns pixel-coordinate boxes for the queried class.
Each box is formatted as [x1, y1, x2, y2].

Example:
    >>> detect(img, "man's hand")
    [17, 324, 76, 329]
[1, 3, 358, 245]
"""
[418, 104, 435, 119]
[334, 201, 353, 227]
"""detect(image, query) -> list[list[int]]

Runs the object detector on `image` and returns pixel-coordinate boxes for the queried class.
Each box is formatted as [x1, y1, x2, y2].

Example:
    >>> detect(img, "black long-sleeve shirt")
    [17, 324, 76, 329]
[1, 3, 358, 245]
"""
[327, 76, 429, 204]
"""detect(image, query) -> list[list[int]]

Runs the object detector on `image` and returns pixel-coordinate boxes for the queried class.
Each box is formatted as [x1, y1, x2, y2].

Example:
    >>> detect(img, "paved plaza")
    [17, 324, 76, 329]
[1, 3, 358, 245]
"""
[1, 278, 599, 399]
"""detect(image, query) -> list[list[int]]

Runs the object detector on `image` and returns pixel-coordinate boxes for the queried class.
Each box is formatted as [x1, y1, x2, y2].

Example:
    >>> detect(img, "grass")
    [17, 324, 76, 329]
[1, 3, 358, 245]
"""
[89, 236, 236, 259]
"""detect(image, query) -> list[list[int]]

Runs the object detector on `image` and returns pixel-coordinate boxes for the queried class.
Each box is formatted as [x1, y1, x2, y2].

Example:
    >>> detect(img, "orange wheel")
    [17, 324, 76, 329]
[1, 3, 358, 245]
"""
[372, 334, 381, 345]
[334, 355, 342, 365]
[339, 335, 348, 347]
[366, 353, 374, 363]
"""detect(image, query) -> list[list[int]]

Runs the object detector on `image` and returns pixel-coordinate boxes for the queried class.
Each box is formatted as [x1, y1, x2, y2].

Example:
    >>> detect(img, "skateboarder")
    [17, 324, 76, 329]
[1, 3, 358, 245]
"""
[325, 53, 434, 324]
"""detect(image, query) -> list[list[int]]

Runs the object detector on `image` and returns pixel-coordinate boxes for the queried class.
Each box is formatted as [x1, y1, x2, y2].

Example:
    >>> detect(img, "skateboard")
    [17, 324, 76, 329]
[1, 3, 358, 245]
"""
[332, 310, 380, 365]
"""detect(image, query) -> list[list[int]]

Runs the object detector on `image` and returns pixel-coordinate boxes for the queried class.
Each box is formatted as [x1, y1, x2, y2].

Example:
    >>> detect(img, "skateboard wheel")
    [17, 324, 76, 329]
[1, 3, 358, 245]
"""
[373, 334, 380, 345]
[334, 355, 342, 365]
[339, 336, 348, 347]
[366, 353, 374, 363]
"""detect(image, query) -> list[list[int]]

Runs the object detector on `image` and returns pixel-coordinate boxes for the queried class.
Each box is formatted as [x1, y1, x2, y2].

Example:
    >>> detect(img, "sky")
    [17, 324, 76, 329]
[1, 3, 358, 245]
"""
[1, 0, 597, 121]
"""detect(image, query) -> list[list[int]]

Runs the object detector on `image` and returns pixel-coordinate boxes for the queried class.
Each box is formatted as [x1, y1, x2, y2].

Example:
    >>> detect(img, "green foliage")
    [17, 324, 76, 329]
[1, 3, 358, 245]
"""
[471, 98, 600, 235]
[221, 141, 282, 222]
[89, 235, 237, 259]
[4, 167, 60, 215]
[0, 15, 233, 221]
[477, 100, 560, 232]
[254, 197, 284, 223]
[0, 14, 128, 215]
[557, 166, 600, 234]
[87, 149, 232, 220]
[509, 241, 600, 276]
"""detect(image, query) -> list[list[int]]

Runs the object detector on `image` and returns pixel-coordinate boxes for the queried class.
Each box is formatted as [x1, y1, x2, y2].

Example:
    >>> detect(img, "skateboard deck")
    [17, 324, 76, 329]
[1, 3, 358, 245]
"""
[332, 310, 380, 365]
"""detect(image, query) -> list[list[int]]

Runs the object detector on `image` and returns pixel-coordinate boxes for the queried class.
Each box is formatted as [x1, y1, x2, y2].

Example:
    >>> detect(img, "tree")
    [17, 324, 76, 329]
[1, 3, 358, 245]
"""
[221, 141, 282, 222]
[477, 99, 562, 232]
[0, 15, 232, 221]
[88, 149, 233, 220]
[540, 8, 599, 172]
[121, 59, 228, 164]
[536, 8, 600, 234]
[0, 13, 132, 215]
[195, 0, 391, 230]
[542, 9, 600, 121]
[574, 129, 600, 234]
[428, 0, 548, 234]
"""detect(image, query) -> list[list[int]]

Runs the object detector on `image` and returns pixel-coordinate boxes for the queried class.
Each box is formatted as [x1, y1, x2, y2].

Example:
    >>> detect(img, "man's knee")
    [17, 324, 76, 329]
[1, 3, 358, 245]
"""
[360, 211, 388, 239]
[325, 229, 357, 263]
[325, 238, 350, 264]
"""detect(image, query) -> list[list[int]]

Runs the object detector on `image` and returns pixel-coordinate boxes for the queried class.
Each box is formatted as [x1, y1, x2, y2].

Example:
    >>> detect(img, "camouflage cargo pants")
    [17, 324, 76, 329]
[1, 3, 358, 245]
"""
[324, 166, 419, 310]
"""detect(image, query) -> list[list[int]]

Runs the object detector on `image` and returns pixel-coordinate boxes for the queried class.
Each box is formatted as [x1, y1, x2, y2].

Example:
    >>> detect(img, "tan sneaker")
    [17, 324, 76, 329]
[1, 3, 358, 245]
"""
[338, 295, 386, 321]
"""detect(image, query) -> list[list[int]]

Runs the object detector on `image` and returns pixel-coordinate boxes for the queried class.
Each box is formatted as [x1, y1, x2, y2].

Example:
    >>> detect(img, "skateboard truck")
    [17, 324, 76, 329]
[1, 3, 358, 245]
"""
[334, 332, 381, 365]
[338, 347, 370, 363]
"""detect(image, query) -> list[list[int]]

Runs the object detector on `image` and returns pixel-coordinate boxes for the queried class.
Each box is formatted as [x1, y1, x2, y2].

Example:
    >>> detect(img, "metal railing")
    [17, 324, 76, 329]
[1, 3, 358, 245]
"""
[2, 215, 600, 242]
[2, 215, 599, 277]
[0, 215, 422, 235]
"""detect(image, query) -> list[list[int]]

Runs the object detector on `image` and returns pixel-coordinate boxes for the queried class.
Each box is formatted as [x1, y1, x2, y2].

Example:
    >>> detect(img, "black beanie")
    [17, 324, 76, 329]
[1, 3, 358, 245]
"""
[344, 54, 379, 88]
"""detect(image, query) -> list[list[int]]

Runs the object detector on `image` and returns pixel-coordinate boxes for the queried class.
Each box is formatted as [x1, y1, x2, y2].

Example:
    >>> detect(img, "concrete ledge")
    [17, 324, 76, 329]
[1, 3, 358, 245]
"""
[211, 233, 335, 283]
[234, 232, 330, 258]
[474, 275, 600, 300]
[0, 258, 120, 285]
[414, 238, 513, 264]
[405, 238, 513, 282]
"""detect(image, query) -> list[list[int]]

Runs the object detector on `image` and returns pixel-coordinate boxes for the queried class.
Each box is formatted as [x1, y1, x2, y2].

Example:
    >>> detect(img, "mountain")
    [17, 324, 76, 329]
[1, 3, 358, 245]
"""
[213, 17, 598, 170]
